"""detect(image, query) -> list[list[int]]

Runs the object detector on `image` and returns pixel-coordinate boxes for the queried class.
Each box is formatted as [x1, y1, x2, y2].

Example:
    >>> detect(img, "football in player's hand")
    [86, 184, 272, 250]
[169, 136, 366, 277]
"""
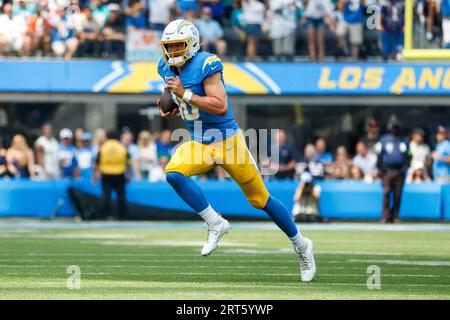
[159, 88, 178, 114]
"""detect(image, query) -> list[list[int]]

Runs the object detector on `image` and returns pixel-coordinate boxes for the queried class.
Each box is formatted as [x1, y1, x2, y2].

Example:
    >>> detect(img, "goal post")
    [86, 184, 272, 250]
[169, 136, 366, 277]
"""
[403, 0, 450, 60]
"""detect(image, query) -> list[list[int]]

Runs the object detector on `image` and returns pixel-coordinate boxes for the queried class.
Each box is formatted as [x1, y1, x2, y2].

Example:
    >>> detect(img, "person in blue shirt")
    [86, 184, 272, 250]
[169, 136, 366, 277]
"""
[58, 128, 79, 179]
[156, 129, 175, 158]
[432, 126, 450, 184]
[195, 6, 227, 58]
[76, 132, 96, 181]
[274, 129, 296, 180]
[51, 6, 79, 59]
[336, 0, 365, 59]
[379, 0, 405, 61]
[375, 119, 410, 223]
[157, 19, 315, 282]
[123, 0, 148, 30]
[177, 0, 198, 15]
[314, 138, 333, 164]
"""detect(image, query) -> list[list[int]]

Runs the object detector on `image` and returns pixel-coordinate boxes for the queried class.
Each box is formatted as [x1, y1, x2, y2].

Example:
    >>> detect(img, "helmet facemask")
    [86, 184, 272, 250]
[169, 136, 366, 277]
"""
[161, 38, 193, 67]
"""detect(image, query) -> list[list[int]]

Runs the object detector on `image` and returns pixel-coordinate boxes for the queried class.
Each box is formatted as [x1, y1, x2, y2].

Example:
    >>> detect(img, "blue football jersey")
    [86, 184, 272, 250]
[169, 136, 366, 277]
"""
[157, 51, 238, 144]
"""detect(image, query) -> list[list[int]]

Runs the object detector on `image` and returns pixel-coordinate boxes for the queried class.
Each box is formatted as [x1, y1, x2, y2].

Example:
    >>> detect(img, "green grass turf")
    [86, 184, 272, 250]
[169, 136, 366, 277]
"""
[0, 222, 450, 299]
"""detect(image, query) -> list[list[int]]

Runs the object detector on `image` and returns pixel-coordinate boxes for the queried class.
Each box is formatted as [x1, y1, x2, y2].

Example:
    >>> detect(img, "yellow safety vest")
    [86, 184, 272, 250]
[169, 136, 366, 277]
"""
[98, 140, 129, 175]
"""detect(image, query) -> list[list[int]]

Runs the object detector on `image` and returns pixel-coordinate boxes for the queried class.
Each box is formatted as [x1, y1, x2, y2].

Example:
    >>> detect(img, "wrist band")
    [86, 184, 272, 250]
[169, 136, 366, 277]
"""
[182, 90, 193, 103]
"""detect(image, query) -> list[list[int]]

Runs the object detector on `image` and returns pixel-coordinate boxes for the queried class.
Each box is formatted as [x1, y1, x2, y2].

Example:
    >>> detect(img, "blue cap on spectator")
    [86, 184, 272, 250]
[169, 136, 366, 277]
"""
[81, 132, 93, 141]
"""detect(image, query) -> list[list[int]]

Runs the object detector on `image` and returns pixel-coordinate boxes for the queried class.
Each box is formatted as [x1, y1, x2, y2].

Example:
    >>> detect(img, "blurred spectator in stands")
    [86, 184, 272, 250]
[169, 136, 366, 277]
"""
[149, 155, 169, 182]
[230, 0, 244, 29]
[27, 2, 52, 56]
[124, 0, 148, 31]
[94, 130, 130, 220]
[229, 0, 246, 51]
[406, 163, 430, 183]
[442, 0, 450, 48]
[50, 6, 79, 58]
[156, 129, 174, 158]
[408, 128, 431, 176]
[93, 128, 107, 155]
[330, 163, 349, 179]
[432, 125, 450, 184]
[12, 0, 34, 19]
[295, 143, 325, 180]
[76, 132, 95, 180]
[200, 0, 226, 23]
[333, 145, 352, 167]
[349, 164, 364, 180]
[314, 137, 333, 164]
[196, 6, 226, 58]
[6, 133, 35, 179]
[423, 0, 440, 42]
[375, 119, 410, 223]
[0, 137, 13, 178]
[102, 4, 125, 58]
[268, 129, 296, 179]
[35, 123, 60, 179]
[303, 0, 334, 61]
[183, 7, 196, 22]
[336, 0, 365, 59]
[353, 141, 377, 181]
[58, 128, 79, 179]
[133, 130, 158, 181]
[149, 0, 178, 32]
[120, 127, 138, 160]
[329, 145, 352, 178]
[362, 117, 380, 153]
[379, 0, 405, 61]
[90, 0, 110, 28]
[268, 0, 299, 61]
[178, 0, 198, 15]
[0, 3, 31, 56]
[77, 7, 100, 57]
[242, 0, 266, 62]
[74, 127, 84, 150]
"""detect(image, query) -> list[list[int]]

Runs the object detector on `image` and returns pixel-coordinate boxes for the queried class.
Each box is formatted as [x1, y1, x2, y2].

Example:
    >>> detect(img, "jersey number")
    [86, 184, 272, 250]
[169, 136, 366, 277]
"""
[176, 89, 200, 120]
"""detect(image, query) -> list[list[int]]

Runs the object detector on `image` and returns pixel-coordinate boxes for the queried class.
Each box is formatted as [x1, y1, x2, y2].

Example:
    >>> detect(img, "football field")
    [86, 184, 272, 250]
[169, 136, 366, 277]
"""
[0, 220, 450, 300]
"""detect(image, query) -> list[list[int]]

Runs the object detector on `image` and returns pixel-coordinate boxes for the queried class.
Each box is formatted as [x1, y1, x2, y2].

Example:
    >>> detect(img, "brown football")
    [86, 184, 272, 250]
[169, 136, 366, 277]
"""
[159, 88, 178, 114]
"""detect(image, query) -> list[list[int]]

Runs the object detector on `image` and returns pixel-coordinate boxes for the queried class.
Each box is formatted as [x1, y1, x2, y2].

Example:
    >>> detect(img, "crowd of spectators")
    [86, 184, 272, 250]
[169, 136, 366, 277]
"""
[0, 120, 448, 185]
[0, 0, 449, 61]
[269, 124, 450, 184]
[0, 124, 175, 182]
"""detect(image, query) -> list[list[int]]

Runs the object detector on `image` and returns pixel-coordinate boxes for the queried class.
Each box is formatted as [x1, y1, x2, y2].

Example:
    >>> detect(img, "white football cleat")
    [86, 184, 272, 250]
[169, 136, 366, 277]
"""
[201, 218, 231, 256]
[294, 237, 316, 282]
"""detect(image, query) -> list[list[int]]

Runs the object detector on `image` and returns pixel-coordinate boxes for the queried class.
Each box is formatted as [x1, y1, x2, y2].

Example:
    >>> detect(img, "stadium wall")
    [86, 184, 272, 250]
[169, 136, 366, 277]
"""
[0, 179, 448, 220]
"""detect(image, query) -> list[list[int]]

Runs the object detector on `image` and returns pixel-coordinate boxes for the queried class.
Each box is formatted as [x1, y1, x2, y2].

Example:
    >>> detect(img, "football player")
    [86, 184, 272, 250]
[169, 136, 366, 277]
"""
[157, 19, 315, 282]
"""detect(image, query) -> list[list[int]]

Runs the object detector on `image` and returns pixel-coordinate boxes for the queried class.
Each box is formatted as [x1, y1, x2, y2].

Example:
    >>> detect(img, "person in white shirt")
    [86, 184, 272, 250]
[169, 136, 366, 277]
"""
[268, 0, 300, 61]
[408, 128, 431, 176]
[302, 0, 334, 61]
[242, 0, 266, 61]
[0, 3, 31, 56]
[34, 123, 60, 179]
[133, 130, 158, 181]
[352, 141, 378, 181]
[148, 0, 177, 31]
[149, 155, 169, 182]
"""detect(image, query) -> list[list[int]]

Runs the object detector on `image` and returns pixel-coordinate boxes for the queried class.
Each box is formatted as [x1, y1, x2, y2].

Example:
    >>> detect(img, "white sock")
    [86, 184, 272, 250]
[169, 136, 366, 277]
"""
[198, 205, 223, 226]
[289, 232, 306, 250]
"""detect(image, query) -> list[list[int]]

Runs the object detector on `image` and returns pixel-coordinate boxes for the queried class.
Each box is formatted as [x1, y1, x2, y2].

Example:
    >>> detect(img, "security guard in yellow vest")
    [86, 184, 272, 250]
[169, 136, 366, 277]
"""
[94, 131, 130, 220]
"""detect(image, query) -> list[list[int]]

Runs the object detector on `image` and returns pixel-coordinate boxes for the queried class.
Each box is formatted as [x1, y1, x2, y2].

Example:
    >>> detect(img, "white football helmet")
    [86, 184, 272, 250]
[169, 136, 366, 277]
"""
[160, 19, 200, 67]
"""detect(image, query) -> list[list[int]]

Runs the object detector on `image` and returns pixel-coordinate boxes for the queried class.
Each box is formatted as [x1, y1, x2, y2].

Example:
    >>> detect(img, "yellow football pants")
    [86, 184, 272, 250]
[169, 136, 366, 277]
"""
[165, 133, 270, 209]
